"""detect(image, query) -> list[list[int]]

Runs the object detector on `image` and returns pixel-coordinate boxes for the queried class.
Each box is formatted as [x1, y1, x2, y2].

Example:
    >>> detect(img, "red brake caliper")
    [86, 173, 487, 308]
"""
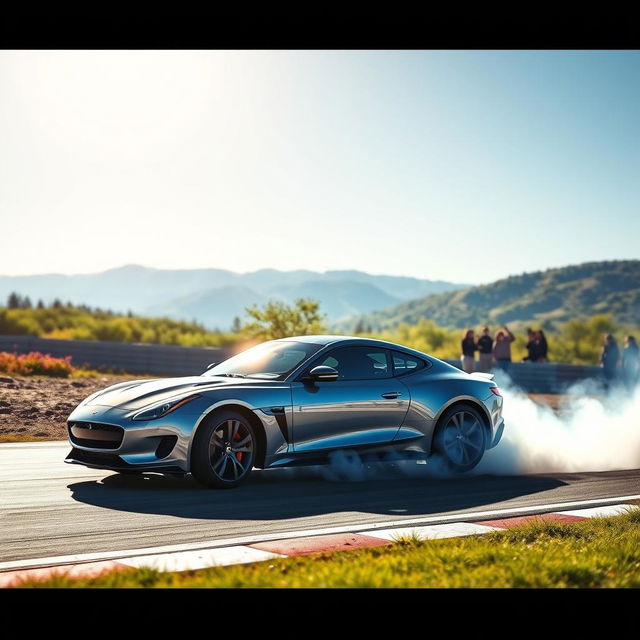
[235, 430, 243, 462]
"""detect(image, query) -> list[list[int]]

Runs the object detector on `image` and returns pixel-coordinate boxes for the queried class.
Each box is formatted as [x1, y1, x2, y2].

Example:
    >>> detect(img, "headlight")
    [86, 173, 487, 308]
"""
[132, 394, 201, 421]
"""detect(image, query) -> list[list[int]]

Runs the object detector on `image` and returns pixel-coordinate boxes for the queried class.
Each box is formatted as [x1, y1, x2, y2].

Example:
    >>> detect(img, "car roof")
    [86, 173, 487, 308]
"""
[276, 335, 428, 356]
[276, 334, 355, 345]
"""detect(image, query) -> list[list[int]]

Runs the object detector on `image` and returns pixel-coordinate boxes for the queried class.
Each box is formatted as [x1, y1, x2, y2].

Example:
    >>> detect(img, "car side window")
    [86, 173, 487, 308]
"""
[317, 347, 392, 380]
[392, 351, 426, 376]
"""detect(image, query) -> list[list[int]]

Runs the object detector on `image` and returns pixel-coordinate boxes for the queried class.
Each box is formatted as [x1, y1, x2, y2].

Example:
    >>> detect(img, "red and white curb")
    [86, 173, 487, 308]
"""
[1, 500, 637, 587]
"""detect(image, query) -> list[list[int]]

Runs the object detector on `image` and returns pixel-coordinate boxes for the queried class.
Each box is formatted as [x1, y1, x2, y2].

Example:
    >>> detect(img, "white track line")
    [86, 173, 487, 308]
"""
[0, 441, 69, 448]
[2, 494, 639, 573]
[556, 504, 634, 518]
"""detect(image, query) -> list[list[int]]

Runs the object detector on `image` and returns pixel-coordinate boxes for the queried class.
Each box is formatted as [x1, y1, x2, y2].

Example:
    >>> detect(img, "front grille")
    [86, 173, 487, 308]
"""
[68, 422, 124, 450]
[66, 448, 125, 467]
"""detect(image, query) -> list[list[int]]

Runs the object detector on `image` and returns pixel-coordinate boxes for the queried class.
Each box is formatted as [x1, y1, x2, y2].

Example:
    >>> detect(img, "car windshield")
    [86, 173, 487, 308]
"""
[203, 340, 322, 380]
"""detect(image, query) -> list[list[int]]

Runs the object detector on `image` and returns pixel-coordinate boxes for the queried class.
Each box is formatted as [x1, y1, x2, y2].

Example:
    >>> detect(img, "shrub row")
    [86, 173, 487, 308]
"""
[0, 351, 74, 378]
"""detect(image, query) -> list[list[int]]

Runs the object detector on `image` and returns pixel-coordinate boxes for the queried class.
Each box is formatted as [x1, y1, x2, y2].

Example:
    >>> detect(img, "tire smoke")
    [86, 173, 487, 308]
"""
[474, 374, 640, 475]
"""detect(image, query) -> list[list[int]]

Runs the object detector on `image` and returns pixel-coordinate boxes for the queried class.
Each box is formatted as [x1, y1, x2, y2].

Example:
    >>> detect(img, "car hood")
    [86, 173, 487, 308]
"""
[84, 375, 266, 411]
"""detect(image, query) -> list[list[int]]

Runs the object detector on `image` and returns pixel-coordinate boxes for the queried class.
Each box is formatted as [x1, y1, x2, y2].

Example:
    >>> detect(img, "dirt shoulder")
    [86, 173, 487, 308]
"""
[0, 374, 142, 442]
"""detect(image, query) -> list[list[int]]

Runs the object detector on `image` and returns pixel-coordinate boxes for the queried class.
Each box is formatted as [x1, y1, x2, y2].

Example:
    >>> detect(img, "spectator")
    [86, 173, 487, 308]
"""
[600, 333, 620, 390]
[536, 329, 548, 363]
[492, 325, 515, 372]
[622, 335, 640, 392]
[461, 329, 477, 373]
[524, 328, 539, 362]
[477, 326, 493, 373]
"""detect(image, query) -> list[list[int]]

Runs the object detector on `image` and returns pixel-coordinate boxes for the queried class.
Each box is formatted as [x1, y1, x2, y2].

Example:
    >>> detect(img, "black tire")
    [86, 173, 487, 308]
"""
[432, 403, 487, 472]
[191, 409, 257, 489]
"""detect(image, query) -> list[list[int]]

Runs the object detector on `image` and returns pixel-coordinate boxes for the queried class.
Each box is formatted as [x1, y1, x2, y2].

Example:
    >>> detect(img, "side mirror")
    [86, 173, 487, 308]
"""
[308, 365, 339, 382]
[206, 362, 218, 371]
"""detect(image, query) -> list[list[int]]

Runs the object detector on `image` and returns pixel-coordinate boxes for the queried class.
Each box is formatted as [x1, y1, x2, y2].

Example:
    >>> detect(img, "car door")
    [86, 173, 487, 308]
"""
[290, 346, 410, 453]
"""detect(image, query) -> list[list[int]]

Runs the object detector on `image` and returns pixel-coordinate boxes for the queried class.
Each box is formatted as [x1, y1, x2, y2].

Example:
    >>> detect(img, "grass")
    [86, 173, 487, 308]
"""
[12, 510, 640, 588]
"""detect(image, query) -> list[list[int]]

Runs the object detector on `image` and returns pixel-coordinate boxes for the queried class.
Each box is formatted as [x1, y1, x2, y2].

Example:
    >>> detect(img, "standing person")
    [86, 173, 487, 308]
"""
[460, 329, 477, 373]
[492, 325, 515, 372]
[600, 333, 620, 390]
[536, 329, 548, 363]
[524, 328, 539, 362]
[477, 326, 494, 373]
[621, 335, 640, 392]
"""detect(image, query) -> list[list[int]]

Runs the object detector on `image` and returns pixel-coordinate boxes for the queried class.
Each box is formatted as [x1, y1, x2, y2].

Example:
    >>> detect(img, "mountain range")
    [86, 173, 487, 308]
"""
[0, 265, 467, 330]
[338, 260, 640, 331]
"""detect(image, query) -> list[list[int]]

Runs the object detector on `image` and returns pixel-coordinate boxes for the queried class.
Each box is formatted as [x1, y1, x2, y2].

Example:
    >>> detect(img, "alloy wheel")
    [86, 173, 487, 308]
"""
[208, 419, 255, 483]
[440, 410, 485, 468]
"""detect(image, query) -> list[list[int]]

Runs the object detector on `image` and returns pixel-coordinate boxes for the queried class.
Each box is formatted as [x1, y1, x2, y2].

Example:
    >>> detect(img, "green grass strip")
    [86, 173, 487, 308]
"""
[13, 509, 640, 588]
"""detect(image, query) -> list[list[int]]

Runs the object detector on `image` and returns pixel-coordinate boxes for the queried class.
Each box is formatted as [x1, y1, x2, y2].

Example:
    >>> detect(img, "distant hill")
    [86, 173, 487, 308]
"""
[0, 265, 467, 330]
[338, 260, 640, 331]
[278, 279, 400, 320]
[144, 285, 270, 330]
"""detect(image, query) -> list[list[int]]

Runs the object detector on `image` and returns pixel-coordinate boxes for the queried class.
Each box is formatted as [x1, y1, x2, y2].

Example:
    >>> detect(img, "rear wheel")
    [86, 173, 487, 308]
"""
[191, 410, 256, 489]
[433, 403, 486, 472]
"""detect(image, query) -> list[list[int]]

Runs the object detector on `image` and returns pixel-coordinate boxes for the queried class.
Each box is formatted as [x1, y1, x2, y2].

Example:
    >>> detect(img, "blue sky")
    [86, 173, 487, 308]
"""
[0, 50, 638, 284]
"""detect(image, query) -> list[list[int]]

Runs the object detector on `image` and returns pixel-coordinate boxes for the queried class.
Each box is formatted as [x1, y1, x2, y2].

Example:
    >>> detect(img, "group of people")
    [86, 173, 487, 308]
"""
[461, 326, 640, 392]
[460, 325, 517, 374]
[600, 333, 640, 390]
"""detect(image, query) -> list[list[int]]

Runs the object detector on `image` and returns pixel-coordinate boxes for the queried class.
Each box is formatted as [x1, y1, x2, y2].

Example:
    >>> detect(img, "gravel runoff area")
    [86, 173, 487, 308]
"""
[0, 375, 141, 441]
[0, 374, 591, 443]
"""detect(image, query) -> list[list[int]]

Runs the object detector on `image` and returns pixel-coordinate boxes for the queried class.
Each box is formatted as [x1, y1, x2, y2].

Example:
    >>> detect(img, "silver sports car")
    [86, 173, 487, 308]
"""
[65, 335, 505, 488]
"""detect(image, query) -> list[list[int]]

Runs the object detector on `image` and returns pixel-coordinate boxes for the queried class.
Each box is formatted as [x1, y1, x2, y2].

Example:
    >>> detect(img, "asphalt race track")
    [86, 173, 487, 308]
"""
[2, 441, 640, 566]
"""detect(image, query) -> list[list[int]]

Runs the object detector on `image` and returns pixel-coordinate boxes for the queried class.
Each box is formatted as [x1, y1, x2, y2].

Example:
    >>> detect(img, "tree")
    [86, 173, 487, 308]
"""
[232, 316, 242, 333]
[22, 296, 32, 309]
[242, 298, 326, 340]
[36, 299, 45, 309]
[354, 319, 365, 334]
[7, 292, 20, 309]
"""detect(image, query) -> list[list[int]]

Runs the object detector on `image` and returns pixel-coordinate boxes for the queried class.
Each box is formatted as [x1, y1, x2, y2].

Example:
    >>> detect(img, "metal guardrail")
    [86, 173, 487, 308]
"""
[0, 335, 605, 392]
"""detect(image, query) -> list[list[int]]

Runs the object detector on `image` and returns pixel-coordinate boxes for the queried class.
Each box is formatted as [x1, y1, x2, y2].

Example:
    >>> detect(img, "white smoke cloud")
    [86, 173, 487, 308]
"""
[474, 375, 640, 475]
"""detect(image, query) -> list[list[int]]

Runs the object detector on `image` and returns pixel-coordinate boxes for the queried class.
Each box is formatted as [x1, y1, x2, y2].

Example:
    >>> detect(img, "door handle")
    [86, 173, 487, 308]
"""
[381, 391, 402, 399]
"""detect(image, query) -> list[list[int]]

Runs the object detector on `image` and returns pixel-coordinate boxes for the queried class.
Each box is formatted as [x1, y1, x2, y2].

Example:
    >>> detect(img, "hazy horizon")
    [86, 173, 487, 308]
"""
[2, 257, 640, 288]
[2, 50, 638, 283]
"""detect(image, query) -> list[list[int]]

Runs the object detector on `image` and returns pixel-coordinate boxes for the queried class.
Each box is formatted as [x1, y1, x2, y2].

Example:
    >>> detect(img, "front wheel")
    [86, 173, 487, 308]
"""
[432, 403, 486, 472]
[191, 410, 257, 489]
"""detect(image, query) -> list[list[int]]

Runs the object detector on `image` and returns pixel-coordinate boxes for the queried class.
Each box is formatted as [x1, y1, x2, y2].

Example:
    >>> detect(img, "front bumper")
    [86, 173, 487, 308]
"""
[64, 403, 196, 473]
[65, 447, 185, 473]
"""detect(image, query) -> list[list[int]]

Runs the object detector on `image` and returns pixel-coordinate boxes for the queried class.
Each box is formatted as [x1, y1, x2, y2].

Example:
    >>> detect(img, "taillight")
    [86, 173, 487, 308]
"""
[490, 387, 502, 396]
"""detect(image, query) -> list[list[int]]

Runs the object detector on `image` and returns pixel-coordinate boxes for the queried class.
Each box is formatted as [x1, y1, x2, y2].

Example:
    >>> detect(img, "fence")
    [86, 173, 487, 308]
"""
[0, 335, 231, 377]
[443, 359, 603, 394]
[0, 335, 605, 392]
